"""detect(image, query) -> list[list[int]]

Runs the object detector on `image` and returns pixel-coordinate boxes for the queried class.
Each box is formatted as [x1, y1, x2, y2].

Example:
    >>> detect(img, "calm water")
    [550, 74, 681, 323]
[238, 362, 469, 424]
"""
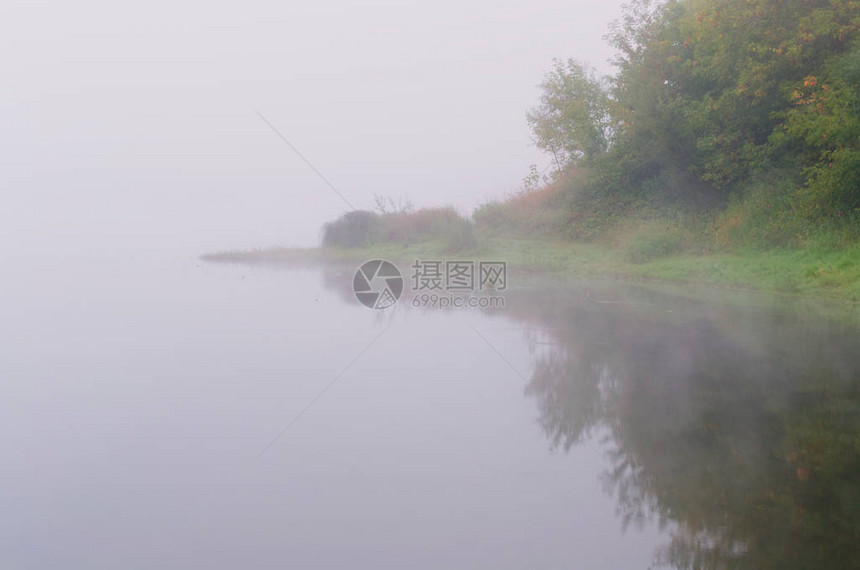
[2, 251, 860, 569]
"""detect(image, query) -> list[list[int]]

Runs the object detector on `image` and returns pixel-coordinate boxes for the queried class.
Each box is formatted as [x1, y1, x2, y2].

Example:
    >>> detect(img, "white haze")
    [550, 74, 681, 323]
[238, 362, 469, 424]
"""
[1, 0, 625, 256]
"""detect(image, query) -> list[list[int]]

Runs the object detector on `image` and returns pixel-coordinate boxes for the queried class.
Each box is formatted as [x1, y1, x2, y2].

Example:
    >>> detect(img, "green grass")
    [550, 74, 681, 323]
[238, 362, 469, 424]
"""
[486, 238, 860, 302]
[635, 246, 860, 299]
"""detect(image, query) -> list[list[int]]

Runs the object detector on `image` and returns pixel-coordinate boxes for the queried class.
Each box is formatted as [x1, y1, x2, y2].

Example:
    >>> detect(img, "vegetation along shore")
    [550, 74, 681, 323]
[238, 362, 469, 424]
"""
[209, 0, 860, 303]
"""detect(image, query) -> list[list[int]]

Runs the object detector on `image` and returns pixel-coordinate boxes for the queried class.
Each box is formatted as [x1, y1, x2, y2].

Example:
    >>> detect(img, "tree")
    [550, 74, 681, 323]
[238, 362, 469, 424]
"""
[527, 59, 614, 169]
[781, 44, 860, 216]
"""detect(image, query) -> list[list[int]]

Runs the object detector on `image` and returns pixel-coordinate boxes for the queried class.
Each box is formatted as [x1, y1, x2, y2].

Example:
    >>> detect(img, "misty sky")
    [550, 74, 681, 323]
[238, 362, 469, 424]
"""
[2, 0, 626, 254]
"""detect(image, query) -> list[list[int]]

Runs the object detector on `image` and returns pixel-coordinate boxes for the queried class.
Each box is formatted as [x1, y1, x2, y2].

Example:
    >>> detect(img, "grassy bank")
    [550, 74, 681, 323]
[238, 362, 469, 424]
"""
[488, 237, 860, 301]
[204, 235, 860, 303]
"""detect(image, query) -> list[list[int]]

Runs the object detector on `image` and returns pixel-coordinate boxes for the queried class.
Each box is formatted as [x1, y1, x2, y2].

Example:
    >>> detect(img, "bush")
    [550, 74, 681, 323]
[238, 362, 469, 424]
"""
[320, 206, 477, 252]
[562, 177, 641, 242]
[321, 210, 380, 248]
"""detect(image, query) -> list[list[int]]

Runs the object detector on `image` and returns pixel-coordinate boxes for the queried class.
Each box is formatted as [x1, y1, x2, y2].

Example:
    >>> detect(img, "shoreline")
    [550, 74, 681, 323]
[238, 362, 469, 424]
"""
[202, 237, 860, 305]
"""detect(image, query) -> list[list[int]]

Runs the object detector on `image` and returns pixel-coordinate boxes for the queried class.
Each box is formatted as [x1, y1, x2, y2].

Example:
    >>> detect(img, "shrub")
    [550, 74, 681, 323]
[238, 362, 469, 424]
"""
[321, 210, 381, 248]
[320, 206, 477, 252]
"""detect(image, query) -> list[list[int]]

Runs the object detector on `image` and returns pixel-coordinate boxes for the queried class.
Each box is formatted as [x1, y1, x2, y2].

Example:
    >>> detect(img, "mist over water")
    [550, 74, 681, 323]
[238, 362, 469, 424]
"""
[5, 1, 860, 568]
[4, 251, 860, 568]
[2, 254, 661, 568]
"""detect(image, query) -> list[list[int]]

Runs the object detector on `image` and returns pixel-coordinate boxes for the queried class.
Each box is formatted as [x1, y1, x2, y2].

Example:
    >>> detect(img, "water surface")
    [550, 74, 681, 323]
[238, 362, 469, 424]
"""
[2, 252, 859, 568]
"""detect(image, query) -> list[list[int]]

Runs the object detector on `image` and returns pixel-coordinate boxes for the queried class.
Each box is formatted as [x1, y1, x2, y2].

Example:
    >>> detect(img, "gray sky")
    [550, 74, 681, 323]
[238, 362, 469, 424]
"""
[1, 0, 626, 254]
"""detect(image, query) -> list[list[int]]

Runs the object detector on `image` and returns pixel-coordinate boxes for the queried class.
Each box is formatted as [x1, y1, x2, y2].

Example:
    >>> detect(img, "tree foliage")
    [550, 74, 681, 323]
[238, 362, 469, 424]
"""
[530, 0, 860, 231]
[527, 59, 614, 169]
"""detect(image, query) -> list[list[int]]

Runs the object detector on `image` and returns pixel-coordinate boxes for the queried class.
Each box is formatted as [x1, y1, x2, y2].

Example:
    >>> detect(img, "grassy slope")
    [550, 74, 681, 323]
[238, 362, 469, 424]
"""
[204, 237, 860, 303]
[490, 238, 860, 300]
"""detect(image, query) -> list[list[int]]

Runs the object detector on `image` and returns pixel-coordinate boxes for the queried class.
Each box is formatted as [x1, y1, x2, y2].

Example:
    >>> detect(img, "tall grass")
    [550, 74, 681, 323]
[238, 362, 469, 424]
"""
[715, 170, 860, 251]
[474, 173, 574, 238]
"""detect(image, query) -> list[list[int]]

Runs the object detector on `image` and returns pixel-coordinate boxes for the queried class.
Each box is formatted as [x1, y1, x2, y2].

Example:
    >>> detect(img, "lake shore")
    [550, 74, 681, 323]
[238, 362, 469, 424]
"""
[203, 237, 860, 304]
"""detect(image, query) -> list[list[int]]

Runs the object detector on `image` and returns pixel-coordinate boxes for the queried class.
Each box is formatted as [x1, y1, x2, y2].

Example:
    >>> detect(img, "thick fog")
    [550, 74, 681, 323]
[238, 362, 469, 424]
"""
[1, 0, 624, 256]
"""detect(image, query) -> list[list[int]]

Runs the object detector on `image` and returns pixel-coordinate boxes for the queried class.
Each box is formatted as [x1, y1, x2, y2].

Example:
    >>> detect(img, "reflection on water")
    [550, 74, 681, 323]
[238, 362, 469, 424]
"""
[492, 279, 860, 569]
[320, 261, 860, 568]
[3, 253, 860, 569]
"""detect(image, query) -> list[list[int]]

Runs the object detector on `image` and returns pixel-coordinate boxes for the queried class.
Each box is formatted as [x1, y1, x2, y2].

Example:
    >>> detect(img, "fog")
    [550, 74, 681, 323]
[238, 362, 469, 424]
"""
[6, 3, 860, 569]
[1, 0, 625, 256]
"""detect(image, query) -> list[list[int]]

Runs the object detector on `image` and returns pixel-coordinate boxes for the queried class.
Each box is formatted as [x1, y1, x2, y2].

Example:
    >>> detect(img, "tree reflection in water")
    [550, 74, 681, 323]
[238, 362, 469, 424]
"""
[500, 281, 860, 569]
[314, 261, 860, 568]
